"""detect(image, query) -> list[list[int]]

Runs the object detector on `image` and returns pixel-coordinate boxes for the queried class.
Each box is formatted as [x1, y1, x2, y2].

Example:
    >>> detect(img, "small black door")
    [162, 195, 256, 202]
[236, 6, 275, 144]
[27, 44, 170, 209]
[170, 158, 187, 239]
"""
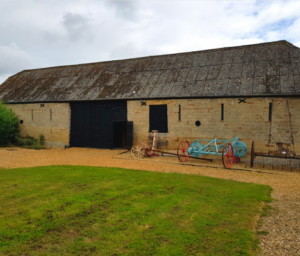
[113, 122, 127, 148]
[126, 121, 133, 150]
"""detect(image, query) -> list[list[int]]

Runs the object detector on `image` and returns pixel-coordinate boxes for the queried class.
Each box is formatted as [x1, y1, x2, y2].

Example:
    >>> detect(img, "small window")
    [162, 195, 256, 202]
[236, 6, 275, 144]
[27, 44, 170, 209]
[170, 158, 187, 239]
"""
[149, 105, 168, 133]
[195, 121, 201, 126]
[269, 103, 272, 121]
[221, 104, 224, 121]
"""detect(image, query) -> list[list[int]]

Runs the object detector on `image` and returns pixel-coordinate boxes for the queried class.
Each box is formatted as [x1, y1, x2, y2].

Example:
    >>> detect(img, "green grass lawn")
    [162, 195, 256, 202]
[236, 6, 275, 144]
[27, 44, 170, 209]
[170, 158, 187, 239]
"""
[0, 166, 272, 256]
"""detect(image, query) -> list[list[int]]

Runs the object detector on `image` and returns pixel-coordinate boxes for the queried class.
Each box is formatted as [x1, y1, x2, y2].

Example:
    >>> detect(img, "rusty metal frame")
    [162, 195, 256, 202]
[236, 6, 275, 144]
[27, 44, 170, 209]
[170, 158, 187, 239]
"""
[267, 99, 295, 153]
[250, 140, 300, 168]
[145, 149, 213, 162]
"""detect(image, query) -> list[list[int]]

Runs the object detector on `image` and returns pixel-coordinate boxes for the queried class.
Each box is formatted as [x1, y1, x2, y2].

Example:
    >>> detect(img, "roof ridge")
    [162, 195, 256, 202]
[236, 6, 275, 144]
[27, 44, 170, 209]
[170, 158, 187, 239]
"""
[282, 40, 300, 49]
[20, 40, 293, 73]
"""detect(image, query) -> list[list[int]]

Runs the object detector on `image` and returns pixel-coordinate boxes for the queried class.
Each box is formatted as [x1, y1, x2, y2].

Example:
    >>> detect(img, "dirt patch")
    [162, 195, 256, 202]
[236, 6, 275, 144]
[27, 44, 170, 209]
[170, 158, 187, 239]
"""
[0, 147, 300, 255]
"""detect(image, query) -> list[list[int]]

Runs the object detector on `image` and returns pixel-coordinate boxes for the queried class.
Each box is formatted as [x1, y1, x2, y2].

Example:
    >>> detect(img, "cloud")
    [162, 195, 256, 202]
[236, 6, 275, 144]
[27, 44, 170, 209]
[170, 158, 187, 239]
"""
[104, 0, 139, 21]
[0, 43, 32, 75]
[294, 41, 300, 48]
[0, 0, 300, 85]
[62, 12, 93, 42]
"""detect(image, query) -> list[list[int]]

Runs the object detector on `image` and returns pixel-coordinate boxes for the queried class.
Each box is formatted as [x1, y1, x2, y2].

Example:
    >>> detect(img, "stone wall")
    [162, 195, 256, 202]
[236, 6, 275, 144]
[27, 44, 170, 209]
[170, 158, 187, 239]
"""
[6, 97, 299, 153]
[128, 97, 300, 155]
[7, 103, 70, 147]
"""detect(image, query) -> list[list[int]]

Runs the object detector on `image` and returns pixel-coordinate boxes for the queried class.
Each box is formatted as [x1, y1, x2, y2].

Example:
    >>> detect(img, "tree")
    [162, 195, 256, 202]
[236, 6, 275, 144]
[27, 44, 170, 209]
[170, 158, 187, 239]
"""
[0, 101, 19, 145]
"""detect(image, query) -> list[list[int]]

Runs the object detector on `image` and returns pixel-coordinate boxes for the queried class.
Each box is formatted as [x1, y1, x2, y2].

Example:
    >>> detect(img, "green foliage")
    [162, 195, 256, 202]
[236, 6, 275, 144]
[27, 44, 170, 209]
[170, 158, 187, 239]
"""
[0, 101, 19, 146]
[0, 166, 272, 255]
[39, 134, 45, 145]
[14, 135, 46, 149]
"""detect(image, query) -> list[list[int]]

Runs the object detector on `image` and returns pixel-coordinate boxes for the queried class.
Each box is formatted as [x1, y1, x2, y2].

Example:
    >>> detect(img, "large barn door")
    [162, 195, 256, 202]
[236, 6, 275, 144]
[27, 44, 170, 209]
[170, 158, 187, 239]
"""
[70, 103, 91, 147]
[70, 101, 127, 149]
[90, 103, 112, 148]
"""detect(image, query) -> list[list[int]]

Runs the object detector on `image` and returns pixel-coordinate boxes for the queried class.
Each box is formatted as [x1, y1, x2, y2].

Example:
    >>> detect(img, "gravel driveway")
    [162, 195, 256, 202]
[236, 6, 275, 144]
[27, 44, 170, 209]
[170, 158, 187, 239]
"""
[0, 147, 299, 255]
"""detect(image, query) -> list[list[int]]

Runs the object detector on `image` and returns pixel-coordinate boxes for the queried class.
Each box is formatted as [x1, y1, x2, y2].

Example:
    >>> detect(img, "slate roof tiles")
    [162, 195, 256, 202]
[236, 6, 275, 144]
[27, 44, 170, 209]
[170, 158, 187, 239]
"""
[0, 40, 299, 103]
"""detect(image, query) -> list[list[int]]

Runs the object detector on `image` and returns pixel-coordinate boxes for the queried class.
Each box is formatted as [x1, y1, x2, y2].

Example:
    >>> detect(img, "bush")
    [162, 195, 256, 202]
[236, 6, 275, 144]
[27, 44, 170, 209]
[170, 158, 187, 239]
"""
[0, 101, 19, 146]
[39, 134, 45, 145]
[14, 135, 46, 150]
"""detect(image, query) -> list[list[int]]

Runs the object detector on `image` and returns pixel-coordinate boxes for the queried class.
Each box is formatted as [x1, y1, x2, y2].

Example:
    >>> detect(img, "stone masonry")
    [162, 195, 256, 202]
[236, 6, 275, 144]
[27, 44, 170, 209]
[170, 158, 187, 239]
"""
[128, 97, 300, 155]
[7, 103, 70, 147]
[5, 96, 299, 153]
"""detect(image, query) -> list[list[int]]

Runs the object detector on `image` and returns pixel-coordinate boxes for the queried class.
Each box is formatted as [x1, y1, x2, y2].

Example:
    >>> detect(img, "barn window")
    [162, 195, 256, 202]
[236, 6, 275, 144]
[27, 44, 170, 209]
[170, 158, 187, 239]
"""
[178, 105, 181, 121]
[269, 103, 272, 121]
[221, 104, 224, 121]
[149, 105, 168, 133]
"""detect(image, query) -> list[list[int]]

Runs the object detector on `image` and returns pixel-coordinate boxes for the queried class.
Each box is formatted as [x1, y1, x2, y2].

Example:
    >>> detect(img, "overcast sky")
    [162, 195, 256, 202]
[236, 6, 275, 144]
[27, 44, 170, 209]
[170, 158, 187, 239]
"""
[0, 0, 300, 85]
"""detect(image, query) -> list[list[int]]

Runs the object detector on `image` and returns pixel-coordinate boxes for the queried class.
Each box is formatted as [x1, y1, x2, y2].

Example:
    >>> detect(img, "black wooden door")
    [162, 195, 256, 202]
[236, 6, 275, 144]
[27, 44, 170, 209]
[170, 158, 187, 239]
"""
[126, 121, 133, 150]
[70, 101, 127, 149]
[90, 103, 112, 148]
[70, 103, 91, 147]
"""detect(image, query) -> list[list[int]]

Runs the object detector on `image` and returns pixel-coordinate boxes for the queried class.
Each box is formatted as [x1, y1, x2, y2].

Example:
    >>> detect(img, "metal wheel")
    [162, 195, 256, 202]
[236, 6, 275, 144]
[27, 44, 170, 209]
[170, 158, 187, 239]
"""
[131, 145, 146, 159]
[139, 143, 149, 150]
[177, 140, 190, 162]
[250, 141, 255, 168]
[222, 143, 234, 168]
[234, 157, 240, 163]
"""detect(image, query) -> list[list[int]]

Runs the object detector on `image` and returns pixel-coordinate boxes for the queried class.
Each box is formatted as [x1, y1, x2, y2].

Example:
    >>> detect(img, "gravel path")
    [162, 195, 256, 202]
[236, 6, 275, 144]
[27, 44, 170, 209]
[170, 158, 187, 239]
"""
[0, 147, 299, 255]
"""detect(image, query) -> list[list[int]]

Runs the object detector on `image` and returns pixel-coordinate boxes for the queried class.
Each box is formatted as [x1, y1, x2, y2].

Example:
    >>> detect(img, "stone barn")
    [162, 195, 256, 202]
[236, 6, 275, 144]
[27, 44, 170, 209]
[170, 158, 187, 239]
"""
[0, 40, 299, 156]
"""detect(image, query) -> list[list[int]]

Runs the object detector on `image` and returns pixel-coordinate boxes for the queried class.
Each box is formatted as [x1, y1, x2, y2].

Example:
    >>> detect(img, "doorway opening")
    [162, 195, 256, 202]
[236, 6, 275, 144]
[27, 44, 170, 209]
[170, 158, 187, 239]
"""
[113, 122, 127, 148]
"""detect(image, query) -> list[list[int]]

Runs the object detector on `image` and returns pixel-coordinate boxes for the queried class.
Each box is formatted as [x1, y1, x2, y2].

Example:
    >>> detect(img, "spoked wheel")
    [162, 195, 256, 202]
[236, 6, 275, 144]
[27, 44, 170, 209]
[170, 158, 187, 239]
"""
[234, 157, 240, 163]
[177, 140, 190, 162]
[222, 143, 234, 168]
[131, 145, 146, 159]
[250, 141, 255, 168]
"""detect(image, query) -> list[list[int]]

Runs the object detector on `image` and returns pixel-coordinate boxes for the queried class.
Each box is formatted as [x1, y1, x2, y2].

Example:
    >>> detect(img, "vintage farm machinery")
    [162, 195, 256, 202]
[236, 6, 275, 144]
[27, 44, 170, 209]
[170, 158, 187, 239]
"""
[250, 141, 300, 168]
[131, 131, 213, 162]
[177, 136, 247, 168]
[249, 99, 300, 169]
[131, 132, 248, 169]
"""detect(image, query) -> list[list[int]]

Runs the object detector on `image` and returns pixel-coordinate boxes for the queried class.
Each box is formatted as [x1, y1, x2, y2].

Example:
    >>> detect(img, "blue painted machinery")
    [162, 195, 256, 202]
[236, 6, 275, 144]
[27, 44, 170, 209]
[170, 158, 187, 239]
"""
[177, 136, 248, 168]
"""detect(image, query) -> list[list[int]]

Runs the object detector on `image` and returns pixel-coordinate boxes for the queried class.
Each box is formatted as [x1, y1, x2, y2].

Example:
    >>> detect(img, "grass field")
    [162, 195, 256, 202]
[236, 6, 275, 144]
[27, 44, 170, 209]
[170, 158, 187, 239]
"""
[0, 166, 272, 256]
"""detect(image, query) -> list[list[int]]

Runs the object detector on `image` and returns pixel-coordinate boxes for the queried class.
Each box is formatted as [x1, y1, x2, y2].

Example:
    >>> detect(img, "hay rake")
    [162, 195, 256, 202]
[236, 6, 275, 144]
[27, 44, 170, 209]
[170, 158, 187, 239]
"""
[131, 131, 212, 162]
[177, 136, 248, 168]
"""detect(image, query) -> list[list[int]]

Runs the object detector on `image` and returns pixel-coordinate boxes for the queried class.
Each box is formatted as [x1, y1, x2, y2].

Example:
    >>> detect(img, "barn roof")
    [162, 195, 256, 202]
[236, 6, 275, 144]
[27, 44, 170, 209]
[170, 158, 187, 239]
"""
[0, 40, 300, 103]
